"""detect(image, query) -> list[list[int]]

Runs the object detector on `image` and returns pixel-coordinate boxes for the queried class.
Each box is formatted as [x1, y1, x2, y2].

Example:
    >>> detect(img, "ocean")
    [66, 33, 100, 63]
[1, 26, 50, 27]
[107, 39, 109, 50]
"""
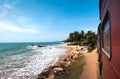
[0, 42, 69, 79]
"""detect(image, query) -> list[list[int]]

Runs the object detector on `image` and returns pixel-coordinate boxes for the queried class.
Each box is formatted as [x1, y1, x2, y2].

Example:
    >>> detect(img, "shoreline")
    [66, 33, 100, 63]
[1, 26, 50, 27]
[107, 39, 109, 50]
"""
[44, 45, 73, 69]
[45, 45, 77, 68]
[37, 45, 83, 79]
[46, 45, 79, 68]
[54, 45, 75, 65]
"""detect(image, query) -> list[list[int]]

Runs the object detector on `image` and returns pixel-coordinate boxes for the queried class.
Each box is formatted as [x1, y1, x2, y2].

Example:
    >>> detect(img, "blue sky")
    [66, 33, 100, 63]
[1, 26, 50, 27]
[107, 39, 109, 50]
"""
[0, 0, 100, 42]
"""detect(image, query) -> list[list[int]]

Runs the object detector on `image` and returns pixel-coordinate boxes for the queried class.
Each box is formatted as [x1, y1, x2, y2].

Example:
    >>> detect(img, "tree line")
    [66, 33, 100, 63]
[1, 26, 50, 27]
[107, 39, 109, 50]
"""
[64, 30, 97, 52]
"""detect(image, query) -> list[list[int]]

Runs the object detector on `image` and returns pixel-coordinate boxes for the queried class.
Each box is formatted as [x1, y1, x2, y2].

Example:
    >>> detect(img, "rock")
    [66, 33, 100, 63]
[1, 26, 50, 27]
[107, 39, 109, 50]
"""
[65, 61, 71, 67]
[73, 54, 78, 59]
[70, 55, 73, 59]
[67, 57, 70, 61]
[59, 63, 66, 68]
[53, 67, 64, 74]
[53, 64, 59, 68]
[81, 48, 84, 50]
[37, 68, 52, 79]
[64, 58, 67, 61]
[71, 60, 75, 62]
[53, 67, 63, 72]
[54, 69, 70, 76]
[38, 45, 45, 47]
[42, 69, 49, 73]
[47, 73, 55, 79]
[74, 51, 79, 54]
[66, 61, 71, 66]
[80, 54, 84, 57]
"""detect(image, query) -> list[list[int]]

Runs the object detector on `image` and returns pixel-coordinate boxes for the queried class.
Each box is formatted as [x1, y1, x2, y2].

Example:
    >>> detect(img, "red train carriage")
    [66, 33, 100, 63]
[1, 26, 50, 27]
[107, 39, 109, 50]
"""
[98, 0, 120, 79]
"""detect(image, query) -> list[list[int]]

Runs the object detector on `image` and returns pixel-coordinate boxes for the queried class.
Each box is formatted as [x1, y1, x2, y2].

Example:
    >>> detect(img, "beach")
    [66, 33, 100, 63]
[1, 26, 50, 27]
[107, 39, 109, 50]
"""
[0, 43, 98, 79]
[0, 42, 69, 79]
[55, 45, 77, 65]
[37, 45, 85, 79]
[37, 45, 99, 79]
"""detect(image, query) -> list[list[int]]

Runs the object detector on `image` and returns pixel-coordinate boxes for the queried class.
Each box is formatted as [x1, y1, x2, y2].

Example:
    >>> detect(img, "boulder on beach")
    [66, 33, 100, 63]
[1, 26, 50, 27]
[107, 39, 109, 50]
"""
[37, 45, 45, 47]
[32, 44, 45, 47]
[53, 67, 63, 73]
[65, 61, 71, 67]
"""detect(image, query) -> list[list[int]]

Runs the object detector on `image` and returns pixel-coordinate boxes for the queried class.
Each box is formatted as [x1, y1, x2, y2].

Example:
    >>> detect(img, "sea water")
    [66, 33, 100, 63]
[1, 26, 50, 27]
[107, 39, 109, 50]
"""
[0, 42, 69, 79]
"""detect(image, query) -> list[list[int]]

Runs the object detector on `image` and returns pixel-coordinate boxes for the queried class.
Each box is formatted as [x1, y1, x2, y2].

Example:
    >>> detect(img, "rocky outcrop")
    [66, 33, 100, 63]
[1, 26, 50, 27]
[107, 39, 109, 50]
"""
[37, 46, 86, 79]
[37, 63, 70, 79]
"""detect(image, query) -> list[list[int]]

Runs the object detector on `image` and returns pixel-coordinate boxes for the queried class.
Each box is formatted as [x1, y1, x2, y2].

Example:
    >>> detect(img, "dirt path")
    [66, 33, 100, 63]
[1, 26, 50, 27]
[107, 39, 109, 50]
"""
[80, 48, 99, 79]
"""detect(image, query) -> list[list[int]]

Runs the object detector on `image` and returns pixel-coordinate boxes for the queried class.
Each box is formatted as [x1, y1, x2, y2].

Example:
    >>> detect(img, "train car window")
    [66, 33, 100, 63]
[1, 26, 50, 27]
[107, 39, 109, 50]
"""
[102, 18, 111, 58]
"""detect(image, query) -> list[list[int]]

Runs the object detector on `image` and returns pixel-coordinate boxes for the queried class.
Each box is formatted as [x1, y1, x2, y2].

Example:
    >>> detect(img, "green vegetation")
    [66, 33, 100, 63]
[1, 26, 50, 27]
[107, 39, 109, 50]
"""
[86, 31, 97, 52]
[65, 30, 97, 52]
[55, 56, 84, 79]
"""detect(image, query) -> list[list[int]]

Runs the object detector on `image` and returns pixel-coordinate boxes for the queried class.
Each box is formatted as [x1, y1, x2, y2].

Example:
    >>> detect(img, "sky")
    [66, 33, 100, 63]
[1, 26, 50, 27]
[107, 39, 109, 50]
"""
[0, 0, 100, 42]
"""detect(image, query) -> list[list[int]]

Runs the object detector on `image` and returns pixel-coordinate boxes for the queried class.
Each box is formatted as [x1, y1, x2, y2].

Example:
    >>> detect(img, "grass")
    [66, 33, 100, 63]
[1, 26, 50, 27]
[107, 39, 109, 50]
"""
[55, 55, 85, 79]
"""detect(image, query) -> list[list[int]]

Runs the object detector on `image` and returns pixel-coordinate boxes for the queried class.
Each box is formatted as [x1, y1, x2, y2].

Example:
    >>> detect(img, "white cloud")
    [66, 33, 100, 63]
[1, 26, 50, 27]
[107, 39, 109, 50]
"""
[0, 2, 41, 34]
[0, 10, 7, 17]
[0, 3, 14, 17]
[0, 21, 38, 33]
[4, 4, 13, 9]
[17, 16, 28, 23]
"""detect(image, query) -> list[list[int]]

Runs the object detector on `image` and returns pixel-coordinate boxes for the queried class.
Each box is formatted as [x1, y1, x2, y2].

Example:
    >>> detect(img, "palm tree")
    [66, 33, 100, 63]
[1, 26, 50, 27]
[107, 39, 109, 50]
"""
[65, 30, 97, 51]
[86, 31, 97, 52]
[66, 31, 81, 45]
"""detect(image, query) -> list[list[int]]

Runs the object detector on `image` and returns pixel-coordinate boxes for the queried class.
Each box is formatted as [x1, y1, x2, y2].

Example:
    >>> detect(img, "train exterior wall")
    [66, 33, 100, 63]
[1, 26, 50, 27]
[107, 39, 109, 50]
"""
[99, 0, 120, 79]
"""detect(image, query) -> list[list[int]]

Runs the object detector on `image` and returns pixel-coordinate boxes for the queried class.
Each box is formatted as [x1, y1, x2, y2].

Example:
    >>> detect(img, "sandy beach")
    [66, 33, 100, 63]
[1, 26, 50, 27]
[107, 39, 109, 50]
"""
[55, 45, 79, 65]
[37, 45, 85, 79]
[37, 45, 99, 79]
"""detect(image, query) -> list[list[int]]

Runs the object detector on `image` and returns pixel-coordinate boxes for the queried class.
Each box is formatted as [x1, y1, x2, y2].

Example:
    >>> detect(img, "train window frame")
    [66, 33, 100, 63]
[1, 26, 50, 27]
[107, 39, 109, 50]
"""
[102, 12, 111, 59]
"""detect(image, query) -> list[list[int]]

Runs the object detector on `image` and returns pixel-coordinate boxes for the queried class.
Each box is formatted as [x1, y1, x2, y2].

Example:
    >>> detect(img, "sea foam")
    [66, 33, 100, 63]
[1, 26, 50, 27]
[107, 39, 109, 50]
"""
[0, 45, 68, 79]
